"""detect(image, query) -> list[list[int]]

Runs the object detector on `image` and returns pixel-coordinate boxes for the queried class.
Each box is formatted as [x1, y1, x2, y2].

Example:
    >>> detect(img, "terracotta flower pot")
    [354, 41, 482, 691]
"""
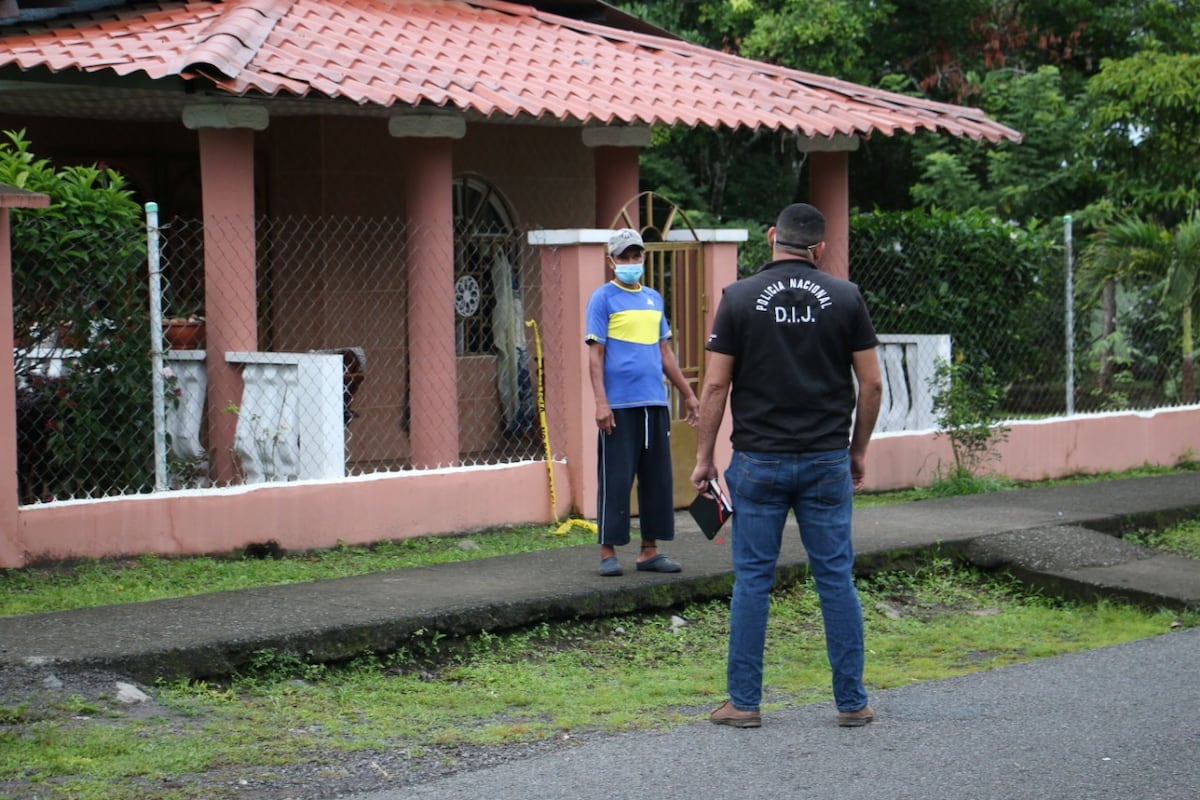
[163, 320, 206, 350]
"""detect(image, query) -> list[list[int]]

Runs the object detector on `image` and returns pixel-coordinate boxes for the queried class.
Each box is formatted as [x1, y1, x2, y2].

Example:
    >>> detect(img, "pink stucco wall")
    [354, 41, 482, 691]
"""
[7, 461, 573, 564]
[865, 406, 1200, 491]
[4, 407, 1197, 566]
[265, 118, 593, 227]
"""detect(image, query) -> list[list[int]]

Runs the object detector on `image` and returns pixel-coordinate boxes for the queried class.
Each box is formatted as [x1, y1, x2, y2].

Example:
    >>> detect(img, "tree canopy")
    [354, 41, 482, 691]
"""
[1083, 50, 1200, 227]
[616, 0, 1200, 415]
[617, 0, 1200, 226]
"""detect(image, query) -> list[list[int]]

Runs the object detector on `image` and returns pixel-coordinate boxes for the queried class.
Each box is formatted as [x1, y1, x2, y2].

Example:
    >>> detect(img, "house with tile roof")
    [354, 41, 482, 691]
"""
[0, 0, 1026, 566]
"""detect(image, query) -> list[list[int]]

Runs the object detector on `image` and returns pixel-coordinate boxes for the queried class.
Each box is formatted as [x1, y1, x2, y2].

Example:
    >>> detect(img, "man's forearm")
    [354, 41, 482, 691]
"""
[850, 383, 882, 456]
[694, 381, 728, 465]
[587, 346, 608, 406]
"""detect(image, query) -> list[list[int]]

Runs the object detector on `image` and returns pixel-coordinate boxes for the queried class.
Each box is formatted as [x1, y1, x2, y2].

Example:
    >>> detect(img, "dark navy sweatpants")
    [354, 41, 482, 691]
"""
[596, 406, 676, 546]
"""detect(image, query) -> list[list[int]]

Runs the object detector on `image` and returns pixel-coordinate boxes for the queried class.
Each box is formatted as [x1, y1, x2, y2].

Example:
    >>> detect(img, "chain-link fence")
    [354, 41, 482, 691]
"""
[13, 213, 152, 504]
[14, 210, 548, 502]
[11, 206, 1191, 504]
[849, 210, 1188, 422]
[162, 214, 545, 482]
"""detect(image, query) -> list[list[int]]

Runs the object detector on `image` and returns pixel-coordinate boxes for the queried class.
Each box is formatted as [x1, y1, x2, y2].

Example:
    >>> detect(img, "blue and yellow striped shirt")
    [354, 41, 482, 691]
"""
[585, 281, 671, 408]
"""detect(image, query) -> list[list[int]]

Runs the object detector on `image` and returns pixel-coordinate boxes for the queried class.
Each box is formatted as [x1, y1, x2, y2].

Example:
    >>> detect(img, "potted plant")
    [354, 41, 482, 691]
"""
[162, 314, 206, 350]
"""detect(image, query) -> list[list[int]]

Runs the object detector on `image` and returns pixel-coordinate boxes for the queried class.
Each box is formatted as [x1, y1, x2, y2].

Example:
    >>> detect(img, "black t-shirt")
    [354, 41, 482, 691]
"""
[706, 258, 878, 453]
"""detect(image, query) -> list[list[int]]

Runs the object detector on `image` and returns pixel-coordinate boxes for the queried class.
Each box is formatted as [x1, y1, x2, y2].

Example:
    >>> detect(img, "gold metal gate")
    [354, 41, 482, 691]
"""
[611, 192, 707, 508]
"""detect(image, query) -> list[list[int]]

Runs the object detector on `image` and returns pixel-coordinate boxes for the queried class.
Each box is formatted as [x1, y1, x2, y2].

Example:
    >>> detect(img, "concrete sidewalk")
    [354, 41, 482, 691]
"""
[1, 472, 1198, 683]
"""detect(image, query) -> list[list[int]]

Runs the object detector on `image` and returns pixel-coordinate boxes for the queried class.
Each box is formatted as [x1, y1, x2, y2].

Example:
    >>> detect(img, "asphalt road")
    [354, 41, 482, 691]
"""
[350, 627, 1200, 800]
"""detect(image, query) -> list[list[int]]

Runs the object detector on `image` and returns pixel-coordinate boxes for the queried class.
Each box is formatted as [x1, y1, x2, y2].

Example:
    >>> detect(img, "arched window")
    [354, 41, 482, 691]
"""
[452, 175, 535, 437]
[452, 175, 521, 357]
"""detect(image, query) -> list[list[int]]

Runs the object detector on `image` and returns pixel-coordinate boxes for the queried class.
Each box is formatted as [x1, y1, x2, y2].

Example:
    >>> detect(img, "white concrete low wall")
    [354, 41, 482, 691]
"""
[874, 334, 950, 433]
[226, 351, 345, 483]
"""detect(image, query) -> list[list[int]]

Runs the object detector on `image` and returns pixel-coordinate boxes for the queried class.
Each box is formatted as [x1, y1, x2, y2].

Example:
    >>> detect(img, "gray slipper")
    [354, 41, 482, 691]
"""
[598, 556, 623, 577]
[635, 553, 682, 572]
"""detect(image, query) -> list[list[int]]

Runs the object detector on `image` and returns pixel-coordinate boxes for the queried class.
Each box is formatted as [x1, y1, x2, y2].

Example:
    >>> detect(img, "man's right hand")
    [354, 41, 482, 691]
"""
[690, 461, 716, 490]
[595, 403, 615, 433]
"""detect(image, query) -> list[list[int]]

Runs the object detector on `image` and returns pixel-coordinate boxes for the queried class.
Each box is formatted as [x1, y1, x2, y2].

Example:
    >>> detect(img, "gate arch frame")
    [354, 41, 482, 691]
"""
[610, 192, 708, 505]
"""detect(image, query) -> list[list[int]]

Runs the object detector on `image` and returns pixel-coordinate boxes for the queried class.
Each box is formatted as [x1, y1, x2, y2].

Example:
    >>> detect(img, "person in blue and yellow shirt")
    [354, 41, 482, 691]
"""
[585, 228, 700, 577]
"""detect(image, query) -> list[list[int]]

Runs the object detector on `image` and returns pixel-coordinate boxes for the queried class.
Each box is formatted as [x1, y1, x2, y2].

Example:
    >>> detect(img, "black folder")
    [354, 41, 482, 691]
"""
[689, 479, 733, 539]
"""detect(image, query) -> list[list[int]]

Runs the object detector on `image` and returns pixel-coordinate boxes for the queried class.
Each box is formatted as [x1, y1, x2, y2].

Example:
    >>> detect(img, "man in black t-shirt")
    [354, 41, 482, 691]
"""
[692, 203, 883, 730]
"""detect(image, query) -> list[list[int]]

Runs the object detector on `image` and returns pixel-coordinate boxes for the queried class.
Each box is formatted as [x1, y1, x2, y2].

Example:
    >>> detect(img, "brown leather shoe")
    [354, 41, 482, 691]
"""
[710, 700, 762, 728]
[837, 705, 875, 727]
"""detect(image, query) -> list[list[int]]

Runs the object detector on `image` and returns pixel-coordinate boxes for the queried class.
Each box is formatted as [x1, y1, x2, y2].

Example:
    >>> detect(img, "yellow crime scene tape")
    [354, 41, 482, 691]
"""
[525, 319, 598, 537]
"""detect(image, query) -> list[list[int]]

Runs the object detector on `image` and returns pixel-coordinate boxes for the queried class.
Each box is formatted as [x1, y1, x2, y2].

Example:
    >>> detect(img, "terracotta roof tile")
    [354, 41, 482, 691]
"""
[0, 0, 1021, 142]
[185, 0, 289, 78]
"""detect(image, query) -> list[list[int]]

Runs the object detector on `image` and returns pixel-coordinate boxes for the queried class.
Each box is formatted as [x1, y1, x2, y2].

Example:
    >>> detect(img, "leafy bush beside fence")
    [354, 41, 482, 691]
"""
[3, 131, 152, 501]
[851, 207, 1190, 416]
[851, 207, 1067, 415]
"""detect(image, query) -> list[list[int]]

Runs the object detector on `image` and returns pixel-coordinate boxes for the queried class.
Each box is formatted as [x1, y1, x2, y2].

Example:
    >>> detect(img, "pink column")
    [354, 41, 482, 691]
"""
[1, 187, 50, 566]
[593, 146, 641, 229]
[701, 240, 741, 475]
[0, 209, 18, 565]
[808, 151, 850, 280]
[404, 138, 458, 467]
[534, 235, 607, 517]
[198, 128, 258, 483]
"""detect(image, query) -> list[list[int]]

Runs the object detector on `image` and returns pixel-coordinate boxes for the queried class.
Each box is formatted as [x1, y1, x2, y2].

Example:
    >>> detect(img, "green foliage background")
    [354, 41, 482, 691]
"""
[619, 1, 1200, 413]
[851, 208, 1063, 399]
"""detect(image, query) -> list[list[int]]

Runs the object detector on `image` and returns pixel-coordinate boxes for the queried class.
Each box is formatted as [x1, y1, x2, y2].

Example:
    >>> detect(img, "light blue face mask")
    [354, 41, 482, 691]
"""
[614, 263, 644, 285]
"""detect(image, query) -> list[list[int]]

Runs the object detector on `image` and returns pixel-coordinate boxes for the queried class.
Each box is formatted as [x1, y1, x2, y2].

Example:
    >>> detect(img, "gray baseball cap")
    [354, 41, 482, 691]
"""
[608, 228, 644, 256]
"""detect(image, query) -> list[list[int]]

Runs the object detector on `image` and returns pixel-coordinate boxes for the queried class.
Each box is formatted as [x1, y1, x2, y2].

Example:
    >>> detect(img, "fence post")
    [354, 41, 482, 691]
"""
[1064, 214, 1075, 416]
[147, 202, 168, 490]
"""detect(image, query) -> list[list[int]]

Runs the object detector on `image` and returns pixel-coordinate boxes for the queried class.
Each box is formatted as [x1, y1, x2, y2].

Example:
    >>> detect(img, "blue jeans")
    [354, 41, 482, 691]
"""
[724, 449, 868, 713]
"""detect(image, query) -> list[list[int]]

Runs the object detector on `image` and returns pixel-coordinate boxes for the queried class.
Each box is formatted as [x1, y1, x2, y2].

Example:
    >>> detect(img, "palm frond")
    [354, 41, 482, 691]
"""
[1079, 216, 1169, 303]
[1165, 213, 1200, 311]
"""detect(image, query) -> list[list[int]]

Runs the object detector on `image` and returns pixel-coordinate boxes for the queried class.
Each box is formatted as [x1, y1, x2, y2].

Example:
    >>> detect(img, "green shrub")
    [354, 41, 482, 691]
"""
[3, 130, 152, 499]
[851, 208, 1064, 406]
[929, 356, 1010, 479]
